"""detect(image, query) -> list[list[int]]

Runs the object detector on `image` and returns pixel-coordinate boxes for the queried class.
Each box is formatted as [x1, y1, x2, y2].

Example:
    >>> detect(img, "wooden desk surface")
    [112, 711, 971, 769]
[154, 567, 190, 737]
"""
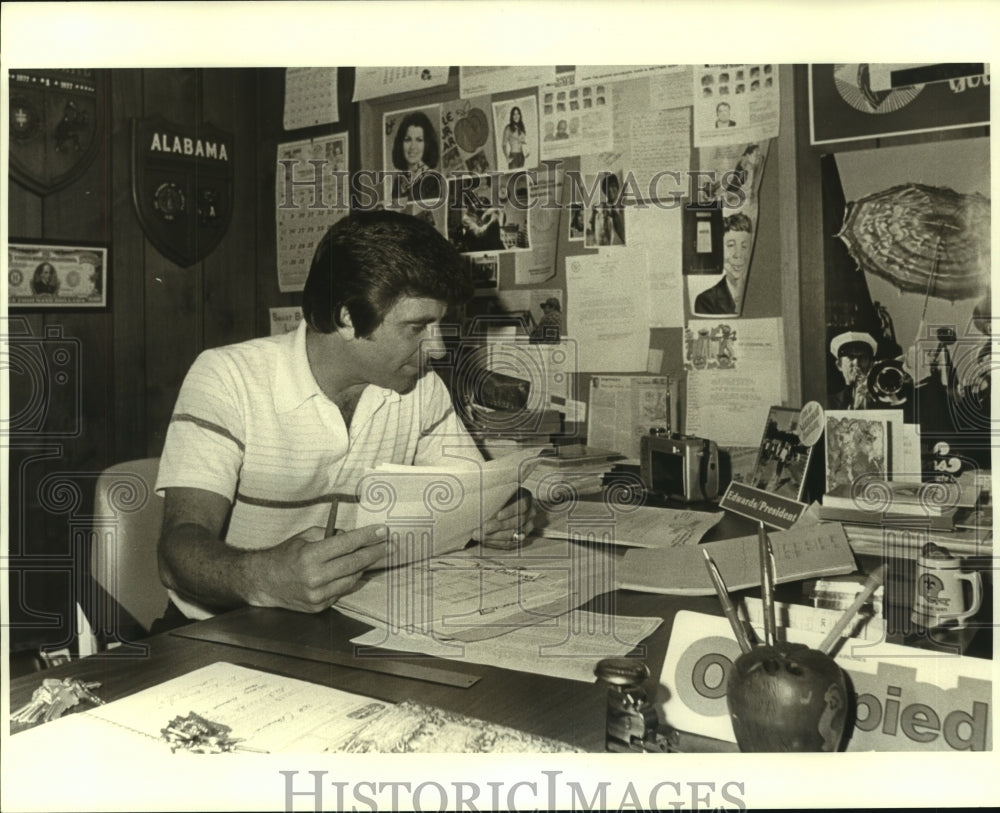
[10, 512, 992, 750]
[8, 588, 721, 751]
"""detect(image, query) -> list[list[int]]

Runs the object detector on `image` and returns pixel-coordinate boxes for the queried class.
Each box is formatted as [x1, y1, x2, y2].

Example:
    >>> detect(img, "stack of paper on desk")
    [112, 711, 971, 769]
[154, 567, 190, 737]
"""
[618, 523, 856, 595]
[352, 448, 541, 568]
[535, 502, 722, 548]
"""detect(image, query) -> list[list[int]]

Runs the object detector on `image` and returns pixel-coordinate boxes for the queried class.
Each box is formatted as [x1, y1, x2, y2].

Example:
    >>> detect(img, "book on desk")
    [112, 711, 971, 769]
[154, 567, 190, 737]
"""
[819, 477, 982, 529]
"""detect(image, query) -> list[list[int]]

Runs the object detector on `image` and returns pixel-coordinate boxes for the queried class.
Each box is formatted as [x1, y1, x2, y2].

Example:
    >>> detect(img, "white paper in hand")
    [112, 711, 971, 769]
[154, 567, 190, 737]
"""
[355, 449, 542, 568]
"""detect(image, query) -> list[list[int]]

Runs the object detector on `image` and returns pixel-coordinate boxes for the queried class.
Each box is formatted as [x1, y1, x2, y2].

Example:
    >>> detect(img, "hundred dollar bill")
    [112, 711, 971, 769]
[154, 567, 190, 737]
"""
[8, 243, 105, 306]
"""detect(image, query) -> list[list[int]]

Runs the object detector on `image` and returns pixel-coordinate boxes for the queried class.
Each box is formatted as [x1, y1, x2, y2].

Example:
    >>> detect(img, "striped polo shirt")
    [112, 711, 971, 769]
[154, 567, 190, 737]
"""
[156, 320, 482, 618]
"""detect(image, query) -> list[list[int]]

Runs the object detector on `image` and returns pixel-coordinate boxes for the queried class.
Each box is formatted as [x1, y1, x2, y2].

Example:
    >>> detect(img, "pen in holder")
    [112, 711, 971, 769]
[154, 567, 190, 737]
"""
[704, 526, 853, 752]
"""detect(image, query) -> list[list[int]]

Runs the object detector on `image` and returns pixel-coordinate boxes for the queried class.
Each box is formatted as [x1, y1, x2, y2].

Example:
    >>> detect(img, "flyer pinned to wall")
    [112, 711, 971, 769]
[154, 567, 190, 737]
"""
[692, 64, 779, 148]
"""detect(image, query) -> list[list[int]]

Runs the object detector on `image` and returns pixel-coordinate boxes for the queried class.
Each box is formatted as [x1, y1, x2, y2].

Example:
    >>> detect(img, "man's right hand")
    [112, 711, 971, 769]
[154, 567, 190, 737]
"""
[245, 524, 390, 613]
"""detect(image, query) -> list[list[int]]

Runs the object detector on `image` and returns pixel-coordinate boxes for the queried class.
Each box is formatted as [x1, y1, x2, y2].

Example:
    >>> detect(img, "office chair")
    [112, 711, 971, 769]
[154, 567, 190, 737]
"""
[90, 457, 167, 643]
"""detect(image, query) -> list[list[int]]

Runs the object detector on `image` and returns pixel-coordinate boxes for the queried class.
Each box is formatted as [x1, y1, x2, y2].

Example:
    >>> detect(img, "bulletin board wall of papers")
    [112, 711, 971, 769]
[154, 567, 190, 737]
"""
[296, 66, 790, 460]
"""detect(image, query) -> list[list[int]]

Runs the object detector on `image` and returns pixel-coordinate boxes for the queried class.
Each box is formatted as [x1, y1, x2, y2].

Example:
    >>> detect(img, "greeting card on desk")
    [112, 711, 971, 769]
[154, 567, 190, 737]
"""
[824, 409, 889, 495]
[617, 523, 855, 595]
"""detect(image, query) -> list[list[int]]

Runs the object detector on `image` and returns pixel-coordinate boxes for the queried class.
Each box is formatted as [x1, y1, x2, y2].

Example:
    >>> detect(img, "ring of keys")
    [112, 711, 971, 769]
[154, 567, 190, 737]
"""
[11, 678, 104, 725]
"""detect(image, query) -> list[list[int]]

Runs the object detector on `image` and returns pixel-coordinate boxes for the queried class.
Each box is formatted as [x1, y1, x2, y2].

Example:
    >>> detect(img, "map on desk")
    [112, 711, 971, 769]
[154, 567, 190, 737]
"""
[350, 608, 663, 683]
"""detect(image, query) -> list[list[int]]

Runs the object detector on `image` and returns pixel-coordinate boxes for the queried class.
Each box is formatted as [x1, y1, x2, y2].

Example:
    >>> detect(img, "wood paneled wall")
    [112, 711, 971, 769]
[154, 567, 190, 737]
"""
[7, 69, 268, 653]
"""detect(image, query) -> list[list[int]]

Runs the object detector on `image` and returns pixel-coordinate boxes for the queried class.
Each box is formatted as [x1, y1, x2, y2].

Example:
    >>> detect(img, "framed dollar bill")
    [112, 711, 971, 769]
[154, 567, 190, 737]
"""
[7, 240, 108, 309]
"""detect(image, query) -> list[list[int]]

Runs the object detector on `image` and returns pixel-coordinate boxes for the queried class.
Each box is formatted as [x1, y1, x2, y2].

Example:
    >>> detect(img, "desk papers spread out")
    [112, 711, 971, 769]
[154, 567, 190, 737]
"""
[354, 449, 541, 569]
[9, 663, 579, 762]
[351, 609, 663, 683]
[617, 523, 855, 595]
[337, 536, 617, 642]
[535, 503, 722, 549]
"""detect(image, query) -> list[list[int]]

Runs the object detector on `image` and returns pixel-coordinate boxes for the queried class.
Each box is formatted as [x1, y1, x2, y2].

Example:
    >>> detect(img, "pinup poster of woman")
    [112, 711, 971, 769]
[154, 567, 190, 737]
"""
[582, 171, 626, 247]
[492, 96, 538, 172]
[383, 104, 444, 202]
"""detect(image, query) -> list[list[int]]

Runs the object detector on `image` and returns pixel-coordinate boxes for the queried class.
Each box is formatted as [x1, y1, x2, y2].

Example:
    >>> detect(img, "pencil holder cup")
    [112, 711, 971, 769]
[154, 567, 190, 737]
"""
[726, 641, 847, 752]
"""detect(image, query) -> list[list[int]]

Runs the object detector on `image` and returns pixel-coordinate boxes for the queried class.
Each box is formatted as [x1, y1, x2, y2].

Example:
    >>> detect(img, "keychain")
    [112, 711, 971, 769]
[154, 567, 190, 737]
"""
[11, 678, 104, 724]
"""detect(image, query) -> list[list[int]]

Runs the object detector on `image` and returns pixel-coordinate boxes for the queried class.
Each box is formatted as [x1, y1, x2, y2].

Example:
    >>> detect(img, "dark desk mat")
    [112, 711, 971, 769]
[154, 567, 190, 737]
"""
[171, 607, 480, 688]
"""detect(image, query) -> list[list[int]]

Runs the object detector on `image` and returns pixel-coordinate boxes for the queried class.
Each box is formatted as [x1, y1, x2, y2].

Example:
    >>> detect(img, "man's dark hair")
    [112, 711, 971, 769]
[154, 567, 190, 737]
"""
[302, 210, 472, 338]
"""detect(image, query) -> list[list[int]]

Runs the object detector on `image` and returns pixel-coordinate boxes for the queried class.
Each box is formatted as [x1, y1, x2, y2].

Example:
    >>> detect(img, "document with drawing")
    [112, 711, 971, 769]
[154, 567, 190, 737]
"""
[338, 536, 618, 642]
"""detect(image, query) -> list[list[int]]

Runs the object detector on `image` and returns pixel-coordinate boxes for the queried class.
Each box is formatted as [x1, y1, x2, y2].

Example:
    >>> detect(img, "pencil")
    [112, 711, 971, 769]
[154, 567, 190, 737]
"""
[702, 548, 753, 654]
[326, 498, 339, 537]
[758, 522, 776, 647]
[818, 565, 886, 655]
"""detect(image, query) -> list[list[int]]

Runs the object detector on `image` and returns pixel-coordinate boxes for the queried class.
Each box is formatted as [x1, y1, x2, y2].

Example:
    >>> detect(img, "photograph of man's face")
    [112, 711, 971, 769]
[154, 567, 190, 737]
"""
[723, 226, 751, 291]
[836, 346, 873, 386]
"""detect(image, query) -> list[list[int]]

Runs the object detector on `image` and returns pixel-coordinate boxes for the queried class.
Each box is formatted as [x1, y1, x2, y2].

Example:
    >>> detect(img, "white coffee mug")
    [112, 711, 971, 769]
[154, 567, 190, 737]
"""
[910, 547, 983, 629]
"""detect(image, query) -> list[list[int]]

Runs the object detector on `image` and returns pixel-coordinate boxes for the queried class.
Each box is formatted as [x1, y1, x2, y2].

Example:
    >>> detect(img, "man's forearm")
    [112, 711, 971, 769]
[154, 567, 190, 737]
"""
[158, 523, 260, 613]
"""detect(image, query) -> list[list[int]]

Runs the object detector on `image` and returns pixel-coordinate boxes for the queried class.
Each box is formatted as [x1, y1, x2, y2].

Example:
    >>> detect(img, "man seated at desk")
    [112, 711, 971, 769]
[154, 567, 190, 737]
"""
[155, 211, 534, 629]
